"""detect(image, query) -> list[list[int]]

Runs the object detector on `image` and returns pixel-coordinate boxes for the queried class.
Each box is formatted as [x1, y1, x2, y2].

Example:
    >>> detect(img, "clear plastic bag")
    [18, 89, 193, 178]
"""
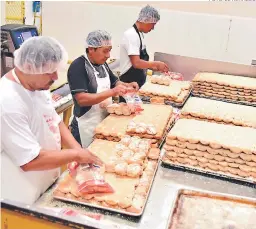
[123, 93, 144, 114]
[67, 161, 79, 176]
[164, 72, 184, 81]
[71, 164, 114, 194]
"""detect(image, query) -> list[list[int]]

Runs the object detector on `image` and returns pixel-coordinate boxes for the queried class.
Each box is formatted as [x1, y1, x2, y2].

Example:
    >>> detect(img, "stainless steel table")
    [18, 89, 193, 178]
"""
[29, 162, 256, 229]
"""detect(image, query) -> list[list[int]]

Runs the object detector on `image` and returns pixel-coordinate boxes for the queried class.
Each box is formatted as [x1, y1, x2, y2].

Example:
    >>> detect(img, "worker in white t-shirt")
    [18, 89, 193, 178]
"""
[119, 5, 169, 102]
[0, 36, 103, 205]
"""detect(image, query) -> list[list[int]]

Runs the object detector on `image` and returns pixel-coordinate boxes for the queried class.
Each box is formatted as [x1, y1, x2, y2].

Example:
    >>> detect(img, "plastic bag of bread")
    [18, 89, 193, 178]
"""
[67, 161, 79, 176]
[164, 72, 183, 81]
[123, 93, 144, 114]
[71, 164, 114, 194]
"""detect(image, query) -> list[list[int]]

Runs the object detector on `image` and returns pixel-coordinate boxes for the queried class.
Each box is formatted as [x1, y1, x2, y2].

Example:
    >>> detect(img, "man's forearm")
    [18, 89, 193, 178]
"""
[21, 149, 78, 171]
[59, 121, 81, 149]
[132, 59, 155, 70]
[75, 90, 114, 107]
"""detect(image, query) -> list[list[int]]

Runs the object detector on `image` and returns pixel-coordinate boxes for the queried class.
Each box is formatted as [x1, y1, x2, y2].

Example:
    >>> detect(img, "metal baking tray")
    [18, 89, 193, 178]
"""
[161, 151, 256, 185]
[191, 92, 256, 107]
[166, 189, 256, 229]
[140, 88, 192, 108]
[160, 116, 177, 147]
[54, 159, 161, 217]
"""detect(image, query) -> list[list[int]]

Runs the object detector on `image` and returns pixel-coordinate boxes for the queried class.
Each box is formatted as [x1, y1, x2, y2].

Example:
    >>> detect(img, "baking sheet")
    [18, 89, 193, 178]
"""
[140, 88, 192, 108]
[166, 189, 256, 229]
[161, 149, 256, 185]
[191, 92, 256, 107]
[54, 159, 160, 217]
[161, 159, 256, 185]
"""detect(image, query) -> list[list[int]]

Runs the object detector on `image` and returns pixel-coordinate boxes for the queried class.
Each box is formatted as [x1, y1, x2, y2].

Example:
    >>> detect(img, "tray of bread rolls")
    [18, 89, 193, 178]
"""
[95, 104, 175, 147]
[139, 77, 192, 107]
[180, 97, 256, 128]
[191, 93, 256, 107]
[162, 119, 256, 184]
[166, 189, 256, 229]
[140, 93, 191, 108]
[53, 136, 161, 216]
[192, 72, 256, 107]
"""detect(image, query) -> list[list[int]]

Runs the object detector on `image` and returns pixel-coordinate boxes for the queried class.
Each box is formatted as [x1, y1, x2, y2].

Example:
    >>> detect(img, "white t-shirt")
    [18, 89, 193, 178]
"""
[0, 76, 61, 204]
[119, 27, 146, 75]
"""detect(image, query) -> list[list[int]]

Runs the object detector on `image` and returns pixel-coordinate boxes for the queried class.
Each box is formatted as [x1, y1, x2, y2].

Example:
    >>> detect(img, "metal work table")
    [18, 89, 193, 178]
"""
[3, 162, 255, 229]
[2, 54, 256, 228]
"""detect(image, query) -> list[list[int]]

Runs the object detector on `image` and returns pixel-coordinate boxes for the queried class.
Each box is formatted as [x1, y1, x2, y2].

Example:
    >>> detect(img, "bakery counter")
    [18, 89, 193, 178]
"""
[3, 162, 254, 229]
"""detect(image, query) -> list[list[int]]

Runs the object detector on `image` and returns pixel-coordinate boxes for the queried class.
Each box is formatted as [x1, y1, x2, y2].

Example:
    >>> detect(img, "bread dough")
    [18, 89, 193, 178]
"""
[168, 119, 256, 155]
[115, 162, 128, 176]
[127, 164, 143, 178]
[148, 148, 160, 160]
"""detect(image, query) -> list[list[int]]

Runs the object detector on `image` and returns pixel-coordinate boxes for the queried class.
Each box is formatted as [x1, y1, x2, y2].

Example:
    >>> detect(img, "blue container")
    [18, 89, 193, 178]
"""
[33, 1, 41, 13]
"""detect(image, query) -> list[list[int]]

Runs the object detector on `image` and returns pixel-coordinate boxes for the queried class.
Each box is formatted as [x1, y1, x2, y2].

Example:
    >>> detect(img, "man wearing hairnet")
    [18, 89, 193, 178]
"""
[119, 5, 169, 101]
[68, 30, 139, 148]
[0, 36, 103, 205]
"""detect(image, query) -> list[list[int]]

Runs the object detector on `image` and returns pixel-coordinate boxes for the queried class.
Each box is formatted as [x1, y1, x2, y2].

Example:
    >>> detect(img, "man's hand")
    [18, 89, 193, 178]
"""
[152, 61, 169, 72]
[77, 149, 103, 166]
[111, 84, 127, 96]
[128, 82, 139, 91]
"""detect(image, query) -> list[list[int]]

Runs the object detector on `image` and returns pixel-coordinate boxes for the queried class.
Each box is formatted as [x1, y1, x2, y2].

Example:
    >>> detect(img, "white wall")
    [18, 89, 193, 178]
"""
[24, 1, 42, 33]
[98, 2, 256, 18]
[25, 1, 34, 25]
[42, 2, 256, 65]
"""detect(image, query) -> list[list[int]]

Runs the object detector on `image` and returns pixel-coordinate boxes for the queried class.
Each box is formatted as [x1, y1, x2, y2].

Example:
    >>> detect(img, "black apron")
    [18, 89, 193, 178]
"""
[119, 24, 149, 102]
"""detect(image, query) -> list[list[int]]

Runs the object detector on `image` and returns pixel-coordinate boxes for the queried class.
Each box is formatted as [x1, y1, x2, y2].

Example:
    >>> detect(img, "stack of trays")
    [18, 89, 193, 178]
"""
[139, 80, 192, 106]
[163, 119, 256, 181]
[192, 73, 256, 105]
[180, 97, 256, 128]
